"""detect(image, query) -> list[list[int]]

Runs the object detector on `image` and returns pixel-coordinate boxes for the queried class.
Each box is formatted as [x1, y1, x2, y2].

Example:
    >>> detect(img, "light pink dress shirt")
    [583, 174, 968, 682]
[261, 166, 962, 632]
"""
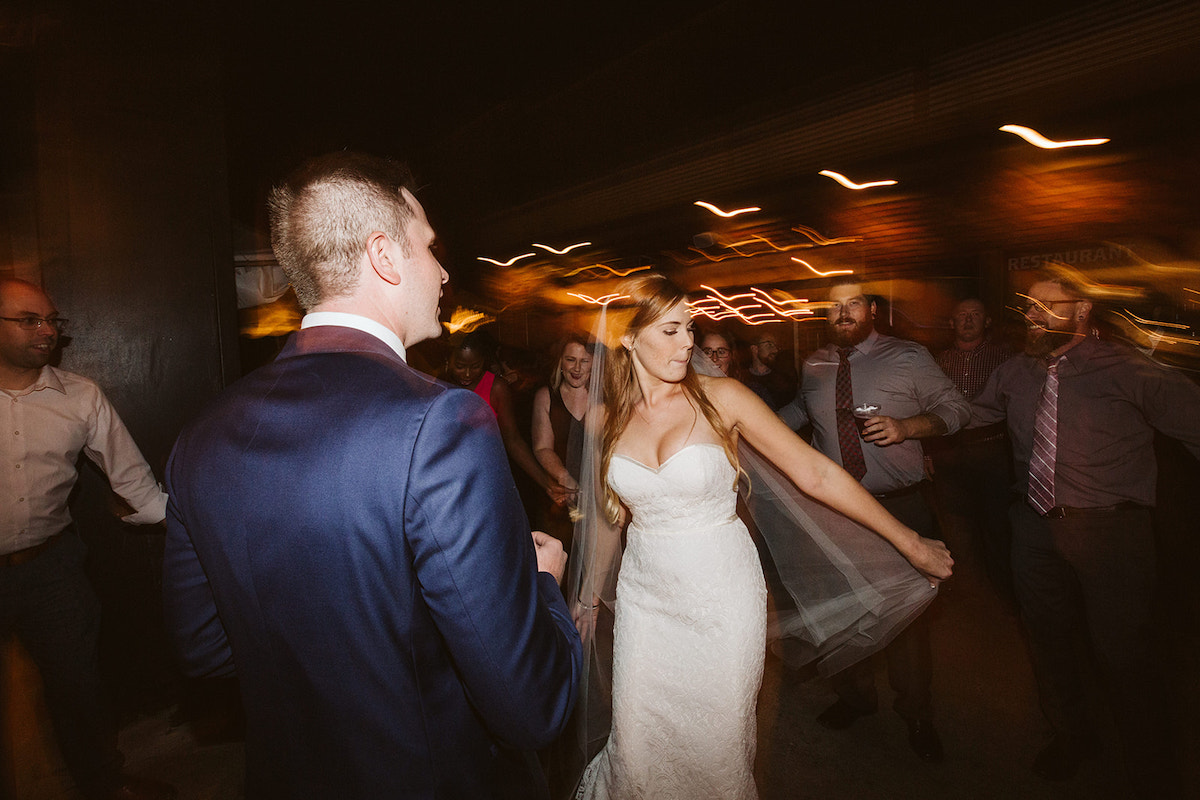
[1, 365, 166, 554]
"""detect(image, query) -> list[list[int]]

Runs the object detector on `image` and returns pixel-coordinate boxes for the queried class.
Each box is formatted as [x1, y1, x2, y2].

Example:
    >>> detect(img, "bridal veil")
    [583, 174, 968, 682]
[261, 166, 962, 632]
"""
[559, 300, 936, 794]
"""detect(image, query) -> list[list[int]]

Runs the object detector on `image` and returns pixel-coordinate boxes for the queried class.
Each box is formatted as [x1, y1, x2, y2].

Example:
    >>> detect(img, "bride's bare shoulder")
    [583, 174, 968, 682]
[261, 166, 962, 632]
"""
[698, 373, 755, 403]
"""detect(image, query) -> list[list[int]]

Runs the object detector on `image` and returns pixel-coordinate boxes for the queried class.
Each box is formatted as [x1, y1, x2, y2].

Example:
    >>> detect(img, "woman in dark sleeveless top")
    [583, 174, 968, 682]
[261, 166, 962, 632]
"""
[532, 335, 593, 551]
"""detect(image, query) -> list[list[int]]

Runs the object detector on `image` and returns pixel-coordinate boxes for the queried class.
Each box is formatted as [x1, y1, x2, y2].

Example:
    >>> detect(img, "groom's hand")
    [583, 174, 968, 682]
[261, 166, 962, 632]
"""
[532, 531, 567, 585]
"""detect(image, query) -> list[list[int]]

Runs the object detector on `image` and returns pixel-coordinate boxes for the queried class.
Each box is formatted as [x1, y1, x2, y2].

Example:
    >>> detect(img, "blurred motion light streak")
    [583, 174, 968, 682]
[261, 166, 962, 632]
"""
[1121, 310, 1191, 330]
[478, 253, 536, 267]
[690, 284, 819, 325]
[533, 241, 591, 254]
[1014, 293, 1072, 322]
[568, 292, 629, 306]
[999, 124, 1109, 149]
[725, 235, 799, 254]
[442, 306, 494, 334]
[792, 224, 863, 245]
[791, 257, 854, 277]
[694, 201, 761, 218]
[561, 263, 652, 278]
[687, 247, 750, 263]
[818, 170, 897, 190]
[1111, 310, 1198, 348]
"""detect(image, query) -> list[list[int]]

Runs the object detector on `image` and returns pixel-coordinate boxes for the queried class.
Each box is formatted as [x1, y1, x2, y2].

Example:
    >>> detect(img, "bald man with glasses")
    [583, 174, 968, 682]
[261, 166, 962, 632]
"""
[0, 278, 174, 800]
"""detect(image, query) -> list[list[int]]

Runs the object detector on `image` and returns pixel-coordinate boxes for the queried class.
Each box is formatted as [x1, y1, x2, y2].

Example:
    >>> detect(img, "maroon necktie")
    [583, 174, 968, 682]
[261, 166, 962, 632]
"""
[835, 346, 868, 481]
[1028, 357, 1062, 515]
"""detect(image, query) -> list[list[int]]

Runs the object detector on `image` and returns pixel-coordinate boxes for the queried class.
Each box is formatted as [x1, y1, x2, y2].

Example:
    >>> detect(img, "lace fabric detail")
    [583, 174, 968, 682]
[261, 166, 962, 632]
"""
[609, 443, 738, 532]
[576, 444, 763, 800]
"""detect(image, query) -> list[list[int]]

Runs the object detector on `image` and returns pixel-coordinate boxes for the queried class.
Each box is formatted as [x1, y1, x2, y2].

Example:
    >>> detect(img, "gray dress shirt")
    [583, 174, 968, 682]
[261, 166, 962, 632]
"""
[779, 329, 971, 495]
[971, 334, 1200, 508]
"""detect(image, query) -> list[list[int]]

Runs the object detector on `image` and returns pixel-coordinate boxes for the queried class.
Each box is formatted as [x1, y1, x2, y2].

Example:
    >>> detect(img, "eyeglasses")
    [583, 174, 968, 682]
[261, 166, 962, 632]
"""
[1, 316, 68, 332]
[754, 340, 778, 351]
[702, 347, 730, 358]
[1019, 299, 1076, 315]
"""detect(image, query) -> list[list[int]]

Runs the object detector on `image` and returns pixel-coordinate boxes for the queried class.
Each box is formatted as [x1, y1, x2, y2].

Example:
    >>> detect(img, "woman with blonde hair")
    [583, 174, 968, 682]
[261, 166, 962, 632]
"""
[569, 274, 951, 799]
[531, 333, 593, 551]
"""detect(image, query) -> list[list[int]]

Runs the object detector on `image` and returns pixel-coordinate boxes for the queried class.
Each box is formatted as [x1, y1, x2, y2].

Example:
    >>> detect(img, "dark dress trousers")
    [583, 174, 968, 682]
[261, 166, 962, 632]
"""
[162, 326, 582, 799]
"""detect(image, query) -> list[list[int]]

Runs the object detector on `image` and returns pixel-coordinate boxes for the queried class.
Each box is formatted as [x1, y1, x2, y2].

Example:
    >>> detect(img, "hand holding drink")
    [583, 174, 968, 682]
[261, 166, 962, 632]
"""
[853, 403, 880, 438]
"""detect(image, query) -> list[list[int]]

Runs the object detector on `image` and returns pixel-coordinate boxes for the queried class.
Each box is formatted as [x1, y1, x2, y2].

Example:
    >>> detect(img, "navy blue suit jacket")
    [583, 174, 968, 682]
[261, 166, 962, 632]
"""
[163, 326, 581, 799]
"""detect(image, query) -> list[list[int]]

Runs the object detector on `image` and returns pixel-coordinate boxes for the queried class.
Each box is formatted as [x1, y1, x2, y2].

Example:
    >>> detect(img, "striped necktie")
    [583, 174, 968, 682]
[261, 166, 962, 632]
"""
[1028, 356, 1062, 515]
[835, 346, 867, 481]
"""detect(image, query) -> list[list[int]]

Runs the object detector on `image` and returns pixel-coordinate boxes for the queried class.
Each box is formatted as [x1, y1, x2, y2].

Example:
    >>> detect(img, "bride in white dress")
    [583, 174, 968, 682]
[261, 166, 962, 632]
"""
[570, 274, 953, 800]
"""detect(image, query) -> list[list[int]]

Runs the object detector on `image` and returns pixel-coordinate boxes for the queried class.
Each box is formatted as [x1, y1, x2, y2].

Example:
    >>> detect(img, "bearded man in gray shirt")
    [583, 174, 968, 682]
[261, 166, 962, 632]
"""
[971, 268, 1200, 793]
[779, 279, 969, 762]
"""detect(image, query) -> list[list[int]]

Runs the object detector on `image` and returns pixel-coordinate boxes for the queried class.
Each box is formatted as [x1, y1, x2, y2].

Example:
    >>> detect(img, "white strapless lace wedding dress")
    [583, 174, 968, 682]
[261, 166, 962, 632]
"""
[575, 443, 765, 800]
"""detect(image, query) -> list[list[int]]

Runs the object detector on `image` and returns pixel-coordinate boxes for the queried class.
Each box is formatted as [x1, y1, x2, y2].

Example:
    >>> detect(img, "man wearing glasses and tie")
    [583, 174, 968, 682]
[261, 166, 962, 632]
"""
[0, 278, 174, 800]
[971, 267, 1200, 793]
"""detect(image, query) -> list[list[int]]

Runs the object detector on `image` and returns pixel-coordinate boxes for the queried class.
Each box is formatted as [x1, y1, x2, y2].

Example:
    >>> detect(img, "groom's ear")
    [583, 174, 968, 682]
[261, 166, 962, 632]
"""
[366, 231, 403, 286]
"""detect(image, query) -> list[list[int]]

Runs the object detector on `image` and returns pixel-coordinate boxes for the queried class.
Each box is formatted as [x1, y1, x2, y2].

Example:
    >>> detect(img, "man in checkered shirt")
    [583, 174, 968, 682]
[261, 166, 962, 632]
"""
[928, 298, 1015, 606]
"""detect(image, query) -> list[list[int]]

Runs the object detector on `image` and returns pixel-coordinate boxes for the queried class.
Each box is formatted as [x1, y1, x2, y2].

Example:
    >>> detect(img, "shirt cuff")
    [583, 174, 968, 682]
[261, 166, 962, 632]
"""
[121, 485, 169, 525]
[931, 406, 967, 436]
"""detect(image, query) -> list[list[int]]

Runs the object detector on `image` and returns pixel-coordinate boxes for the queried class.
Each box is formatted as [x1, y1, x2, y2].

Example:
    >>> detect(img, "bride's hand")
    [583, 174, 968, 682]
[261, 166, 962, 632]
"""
[573, 597, 599, 641]
[906, 536, 954, 585]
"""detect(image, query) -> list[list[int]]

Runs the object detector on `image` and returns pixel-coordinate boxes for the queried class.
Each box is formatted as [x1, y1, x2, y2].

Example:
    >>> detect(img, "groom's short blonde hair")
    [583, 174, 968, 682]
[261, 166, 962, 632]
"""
[268, 152, 415, 310]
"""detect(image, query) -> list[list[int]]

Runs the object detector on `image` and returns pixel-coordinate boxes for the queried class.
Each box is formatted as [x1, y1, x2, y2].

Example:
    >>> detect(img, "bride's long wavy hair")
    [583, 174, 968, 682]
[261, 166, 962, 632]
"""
[600, 273, 740, 522]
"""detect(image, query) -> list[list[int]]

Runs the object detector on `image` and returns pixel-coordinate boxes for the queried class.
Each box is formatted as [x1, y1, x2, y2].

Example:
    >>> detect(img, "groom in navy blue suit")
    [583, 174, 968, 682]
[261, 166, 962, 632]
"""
[163, 152, 581, 799]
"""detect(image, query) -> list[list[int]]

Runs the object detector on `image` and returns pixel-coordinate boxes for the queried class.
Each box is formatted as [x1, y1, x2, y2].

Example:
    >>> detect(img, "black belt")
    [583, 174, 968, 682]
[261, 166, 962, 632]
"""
[950, 424, 1008, 447]
[1042, 501, 1147, 519]
[873, 481, 928, 501]
[0, 532, 63, 568]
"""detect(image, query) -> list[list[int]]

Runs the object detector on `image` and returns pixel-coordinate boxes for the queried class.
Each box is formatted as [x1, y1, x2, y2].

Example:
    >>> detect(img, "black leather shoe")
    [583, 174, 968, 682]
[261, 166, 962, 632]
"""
[906, 719, 944, 762]
[1032, 735, 1096, 781]
[816, 698, 876, 730]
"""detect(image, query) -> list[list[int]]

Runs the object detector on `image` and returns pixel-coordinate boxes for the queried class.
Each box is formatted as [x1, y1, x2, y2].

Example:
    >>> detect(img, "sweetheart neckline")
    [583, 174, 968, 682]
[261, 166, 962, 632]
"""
[611, 442, 725, 474]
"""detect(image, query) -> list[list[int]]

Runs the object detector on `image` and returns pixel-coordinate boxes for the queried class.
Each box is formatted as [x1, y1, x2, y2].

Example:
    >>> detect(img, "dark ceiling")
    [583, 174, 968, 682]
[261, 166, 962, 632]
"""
[219, 0, 1103, 229]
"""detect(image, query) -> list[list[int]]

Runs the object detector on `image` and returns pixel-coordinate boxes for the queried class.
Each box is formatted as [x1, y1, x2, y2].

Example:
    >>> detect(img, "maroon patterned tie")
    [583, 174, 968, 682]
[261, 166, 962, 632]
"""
[835, 346, 867, 481]
[1028, 357, 1061, 515]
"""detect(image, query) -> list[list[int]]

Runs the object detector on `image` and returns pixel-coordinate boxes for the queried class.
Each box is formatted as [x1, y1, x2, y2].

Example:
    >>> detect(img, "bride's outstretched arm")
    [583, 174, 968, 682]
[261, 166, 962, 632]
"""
[706, 376, 953, 582]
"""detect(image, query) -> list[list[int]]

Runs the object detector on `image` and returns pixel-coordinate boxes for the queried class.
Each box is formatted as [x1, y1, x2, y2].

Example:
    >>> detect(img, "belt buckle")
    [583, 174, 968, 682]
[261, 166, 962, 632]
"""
[1045, 506, 1068, 519]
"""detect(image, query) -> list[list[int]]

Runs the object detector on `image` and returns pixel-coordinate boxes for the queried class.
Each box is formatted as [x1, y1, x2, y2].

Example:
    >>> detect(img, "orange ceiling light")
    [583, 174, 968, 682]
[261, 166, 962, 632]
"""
[791, 224, 862, 245]
[561, 263, 652, 278]
[999, 124, 1109, 149]
[818, 170, 897, 190]
[477, 252, 535, 267]
[790, 257, 854, 277]
[532, 241, 591, 254]
[567, 292, 629, 306]
[694, 200, 761, 218]
[690, 284, 820, 325]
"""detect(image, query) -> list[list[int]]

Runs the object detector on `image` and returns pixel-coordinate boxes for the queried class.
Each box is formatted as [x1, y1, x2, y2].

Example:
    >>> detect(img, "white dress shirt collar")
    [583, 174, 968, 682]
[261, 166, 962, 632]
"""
[0, 365, 66, 398]
[301, 312, 407, 362]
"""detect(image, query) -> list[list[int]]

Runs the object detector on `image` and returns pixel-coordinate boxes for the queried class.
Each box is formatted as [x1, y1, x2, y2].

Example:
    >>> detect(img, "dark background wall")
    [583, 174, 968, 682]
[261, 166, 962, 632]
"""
[2, 6, 238, 714]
